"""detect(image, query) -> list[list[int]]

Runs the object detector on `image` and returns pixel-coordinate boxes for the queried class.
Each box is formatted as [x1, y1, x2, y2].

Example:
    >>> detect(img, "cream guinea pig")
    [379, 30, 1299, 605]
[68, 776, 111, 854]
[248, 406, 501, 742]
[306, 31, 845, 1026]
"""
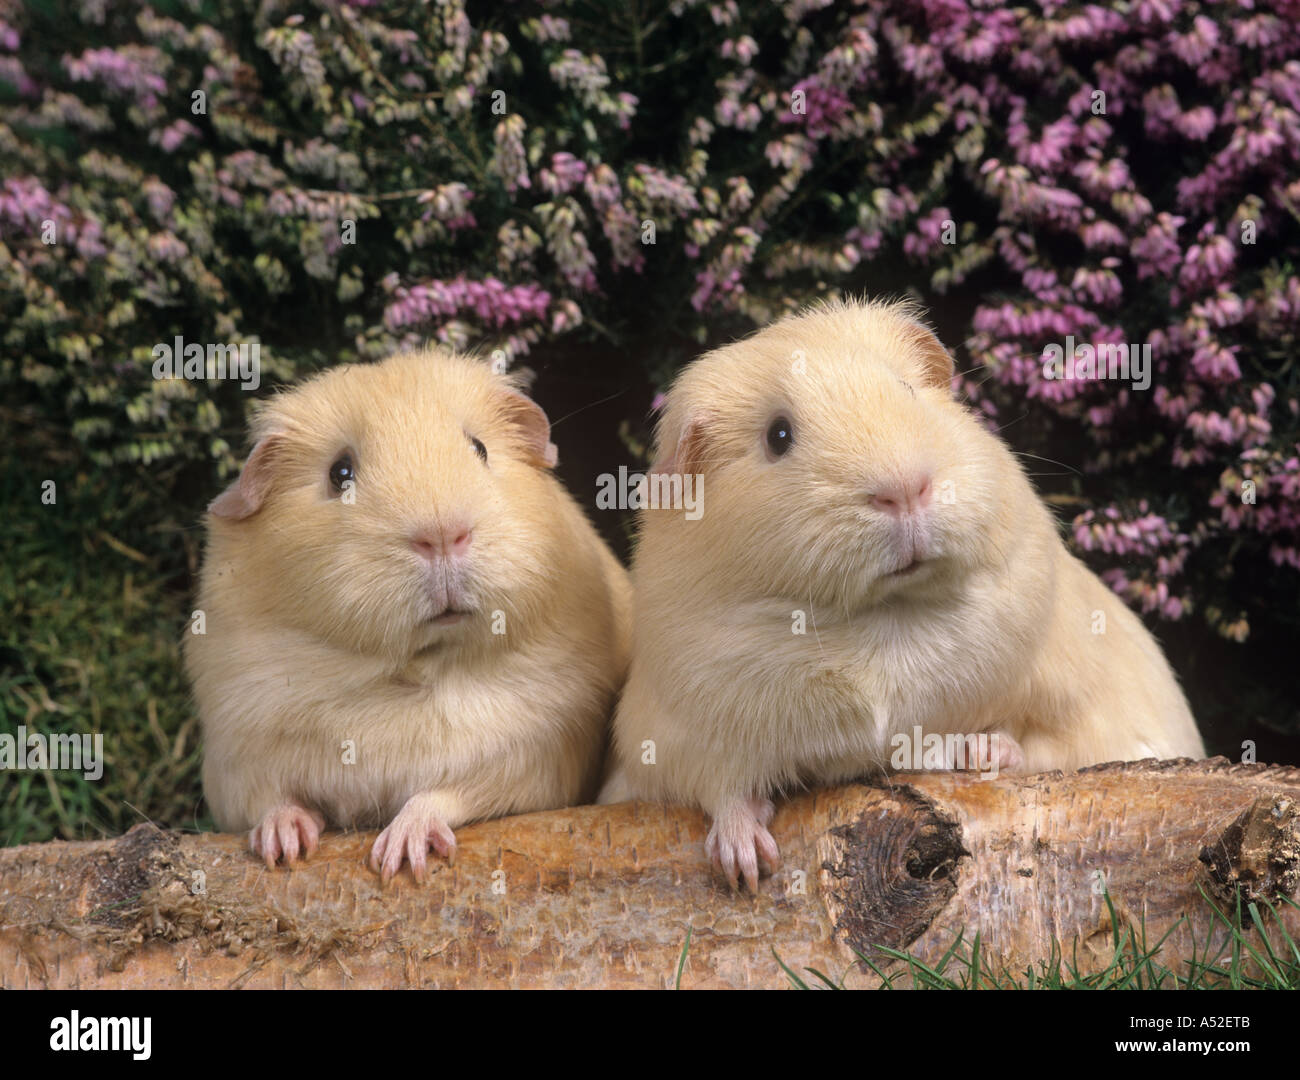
[600, 298, 1203, 890]
[187, 347, 632, 881]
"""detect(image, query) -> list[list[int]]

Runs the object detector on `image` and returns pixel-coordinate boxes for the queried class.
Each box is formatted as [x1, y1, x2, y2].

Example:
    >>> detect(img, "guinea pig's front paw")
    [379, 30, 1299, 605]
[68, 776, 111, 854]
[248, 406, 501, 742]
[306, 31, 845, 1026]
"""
[932, 730, 1026, 778]
[249, 803, 325, 869]
[705, 796, 781, 893]
[988, 731, 1026, 774]
[369, 793, 458, 883]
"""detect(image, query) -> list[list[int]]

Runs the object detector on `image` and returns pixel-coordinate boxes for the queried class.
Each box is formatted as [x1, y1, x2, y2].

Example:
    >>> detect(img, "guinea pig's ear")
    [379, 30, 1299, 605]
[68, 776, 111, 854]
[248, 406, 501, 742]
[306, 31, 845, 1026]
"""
[498, 388, 559, 469]
[900, 317, 956, 391]
[208, 433, 286, 520]
[652, 414, 711, 476]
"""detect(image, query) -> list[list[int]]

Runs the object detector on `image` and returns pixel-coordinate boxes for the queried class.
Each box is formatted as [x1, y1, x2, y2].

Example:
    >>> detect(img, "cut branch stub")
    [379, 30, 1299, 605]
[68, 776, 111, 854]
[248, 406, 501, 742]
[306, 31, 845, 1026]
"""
[1199, 794, 1300, 911]
[817, 784, 968, 959]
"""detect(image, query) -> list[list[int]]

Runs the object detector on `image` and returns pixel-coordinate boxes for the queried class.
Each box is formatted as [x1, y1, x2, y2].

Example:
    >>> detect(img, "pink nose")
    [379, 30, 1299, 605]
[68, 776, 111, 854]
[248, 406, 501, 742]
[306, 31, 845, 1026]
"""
[410, 524, 473, 561]
[869, 475, 933, 517]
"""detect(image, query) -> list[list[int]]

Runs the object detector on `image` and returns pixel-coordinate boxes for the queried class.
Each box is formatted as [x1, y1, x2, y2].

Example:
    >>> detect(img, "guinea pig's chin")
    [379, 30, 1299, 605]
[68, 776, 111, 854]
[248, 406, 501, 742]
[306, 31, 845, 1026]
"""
[845, 555, 952, 608]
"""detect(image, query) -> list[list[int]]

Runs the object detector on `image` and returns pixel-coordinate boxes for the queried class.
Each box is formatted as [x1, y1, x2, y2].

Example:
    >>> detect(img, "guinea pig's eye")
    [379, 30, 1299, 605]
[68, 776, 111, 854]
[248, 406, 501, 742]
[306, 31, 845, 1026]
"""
[328, 453, 355, 495]
[765, 415, 795, 460]
[467, 433, 488, 464]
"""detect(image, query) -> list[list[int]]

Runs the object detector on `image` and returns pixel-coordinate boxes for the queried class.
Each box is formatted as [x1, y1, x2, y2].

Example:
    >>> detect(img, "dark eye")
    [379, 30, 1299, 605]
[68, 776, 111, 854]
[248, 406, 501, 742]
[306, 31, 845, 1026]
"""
[468, 434, 488, 464]
[765, 415, 794, 459]
[328, 453, 355, 495]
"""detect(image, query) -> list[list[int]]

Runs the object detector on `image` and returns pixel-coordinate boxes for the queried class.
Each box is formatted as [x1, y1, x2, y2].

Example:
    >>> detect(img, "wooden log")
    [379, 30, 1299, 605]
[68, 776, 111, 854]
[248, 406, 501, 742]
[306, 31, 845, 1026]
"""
[1, 758, 1297, 989]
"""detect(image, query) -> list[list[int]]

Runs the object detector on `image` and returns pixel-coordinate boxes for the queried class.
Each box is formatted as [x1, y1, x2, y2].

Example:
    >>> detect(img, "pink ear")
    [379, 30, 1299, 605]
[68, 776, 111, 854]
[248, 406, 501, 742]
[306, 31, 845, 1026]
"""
[899, 317, 956, 390]
[499, 388, 559, 468]
[208, 434, 285, 520]
[652, 415, 710, 476]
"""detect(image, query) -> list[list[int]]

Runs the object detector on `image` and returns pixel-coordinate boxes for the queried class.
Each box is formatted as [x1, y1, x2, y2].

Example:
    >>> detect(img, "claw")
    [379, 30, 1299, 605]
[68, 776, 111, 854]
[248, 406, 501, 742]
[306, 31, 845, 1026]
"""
[705, 796, 781, 893]
[249, 804, 324, 868]
[369, 794, 457, 883]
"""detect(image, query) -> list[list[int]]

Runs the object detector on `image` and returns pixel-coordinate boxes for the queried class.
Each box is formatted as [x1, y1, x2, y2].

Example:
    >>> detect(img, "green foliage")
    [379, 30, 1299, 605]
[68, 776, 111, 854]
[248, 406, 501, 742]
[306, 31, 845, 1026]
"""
[0, 431, 206, 845]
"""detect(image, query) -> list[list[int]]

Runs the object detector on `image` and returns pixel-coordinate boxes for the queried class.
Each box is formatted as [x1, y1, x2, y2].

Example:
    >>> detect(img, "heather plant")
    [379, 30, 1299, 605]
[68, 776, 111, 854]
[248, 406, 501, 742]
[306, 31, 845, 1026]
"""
[2, 0, 1299, 822]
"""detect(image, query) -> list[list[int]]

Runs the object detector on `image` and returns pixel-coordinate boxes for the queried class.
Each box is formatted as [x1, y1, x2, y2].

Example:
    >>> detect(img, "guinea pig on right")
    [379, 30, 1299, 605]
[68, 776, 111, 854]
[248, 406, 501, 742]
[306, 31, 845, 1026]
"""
[601, 297, 1204, 891]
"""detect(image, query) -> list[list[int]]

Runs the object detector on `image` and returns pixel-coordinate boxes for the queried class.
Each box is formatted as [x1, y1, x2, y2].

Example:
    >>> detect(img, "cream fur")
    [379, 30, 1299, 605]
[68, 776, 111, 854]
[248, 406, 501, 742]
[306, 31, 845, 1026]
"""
[602, 299, 1203, 884]
[187, 348, 632, 860]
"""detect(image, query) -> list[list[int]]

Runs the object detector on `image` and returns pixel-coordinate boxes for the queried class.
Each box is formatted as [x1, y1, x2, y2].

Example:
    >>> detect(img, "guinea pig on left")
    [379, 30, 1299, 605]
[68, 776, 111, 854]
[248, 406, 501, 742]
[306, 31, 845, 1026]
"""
[185, 348, 633, 881]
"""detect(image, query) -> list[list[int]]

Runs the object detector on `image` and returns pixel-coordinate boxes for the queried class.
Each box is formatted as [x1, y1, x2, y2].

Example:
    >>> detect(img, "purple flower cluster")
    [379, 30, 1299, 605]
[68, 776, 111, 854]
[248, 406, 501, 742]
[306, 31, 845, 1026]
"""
[383, 275, 551, 333]
[3, 0, 1298, 642]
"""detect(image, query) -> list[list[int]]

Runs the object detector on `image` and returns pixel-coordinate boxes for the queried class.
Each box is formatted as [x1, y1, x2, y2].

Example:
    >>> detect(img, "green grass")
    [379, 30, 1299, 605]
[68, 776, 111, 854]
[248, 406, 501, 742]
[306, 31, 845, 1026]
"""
[768, 888, 1300, 990]
[0, 434, 209, 846]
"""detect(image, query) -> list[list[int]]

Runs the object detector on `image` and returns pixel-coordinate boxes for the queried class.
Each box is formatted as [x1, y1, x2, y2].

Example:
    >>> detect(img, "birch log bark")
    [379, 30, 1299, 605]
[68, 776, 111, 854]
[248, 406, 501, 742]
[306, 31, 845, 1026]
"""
[1, 758, 1297, 989]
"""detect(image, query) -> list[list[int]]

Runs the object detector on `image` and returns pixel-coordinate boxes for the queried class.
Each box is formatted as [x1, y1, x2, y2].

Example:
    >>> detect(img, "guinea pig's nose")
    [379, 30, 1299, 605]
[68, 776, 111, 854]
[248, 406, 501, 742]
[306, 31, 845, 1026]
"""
[868, 475, 933, 517]
[410, 523, 473, 561]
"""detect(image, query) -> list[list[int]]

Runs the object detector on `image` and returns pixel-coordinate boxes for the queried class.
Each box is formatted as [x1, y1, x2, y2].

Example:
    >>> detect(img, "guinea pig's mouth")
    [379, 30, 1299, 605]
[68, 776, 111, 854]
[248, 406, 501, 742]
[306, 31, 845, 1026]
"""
[888, 558, 927, 578]
[426, 608, 473, 626]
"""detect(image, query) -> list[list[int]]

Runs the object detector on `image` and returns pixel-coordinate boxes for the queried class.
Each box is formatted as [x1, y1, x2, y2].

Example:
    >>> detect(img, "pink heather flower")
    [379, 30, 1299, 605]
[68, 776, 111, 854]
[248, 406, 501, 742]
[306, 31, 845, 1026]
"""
[1191, 291, 1246, 327]
[1169, 15, 1220, 66]
[600, 202, 644, 272]
[1186, 411, 1235, 443]
[550, 298, 582, 333]
[489, 115, 530, 193]
[903, 207, 953, 262]
[418, 183, 476, 231]
[1134, 0, 1182, 27]
[845, 225, 883, 258]
[1014, 118, 1075, 170]
[709, 1, 740, 27]
[72, 216, 107, 259]
[1080, 220, 1126, 249]
[534, 15, 570, 43]
[147, 232, 188, 263]
[540, 201, 598, 292]
[62, 46, 167, 108]
[0, 56, 35, 96]
[0, 177, 69, 230]
[895, 38, 944, 81]
[1131, 213, 1184, 279]
[1179, 227, 1236, 292]
[583, 163, 621, 211]
[549, 49, 609, 107]
[818, 26, 877, 88]
[155, 119, 200, 153]
[1189, 341, 1242, 382]
[1053, 6, 1126, 43]
[1071, 265, 1123, 306]
[720, 36, 759, 63]
[781, 80, 854, 139]
[633, 164, 699, 214]
[142, 179, 175, 220]
[726, 176, 754, 214]
[1234, 15, 1286, 50]
[1174, 106, 1217, 140]
[1074, 156, 1131, 198]
[538, 152, 587, 197]
[383, 276, 550, 332]
[1142, 83, 1181, 138]
[1271, 546, 1300, 570]
[1022, 267, 1060, 296]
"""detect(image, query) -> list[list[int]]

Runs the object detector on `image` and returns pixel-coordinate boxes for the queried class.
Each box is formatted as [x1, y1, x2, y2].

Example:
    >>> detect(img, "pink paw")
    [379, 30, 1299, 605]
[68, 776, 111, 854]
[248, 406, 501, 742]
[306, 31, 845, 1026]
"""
[705, 795, 781, 892]
[369, 796, 457, 883]
[249, 803, 325, 869]
[988, 731, 1025, 774]
[939, 730, 1025, 777]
